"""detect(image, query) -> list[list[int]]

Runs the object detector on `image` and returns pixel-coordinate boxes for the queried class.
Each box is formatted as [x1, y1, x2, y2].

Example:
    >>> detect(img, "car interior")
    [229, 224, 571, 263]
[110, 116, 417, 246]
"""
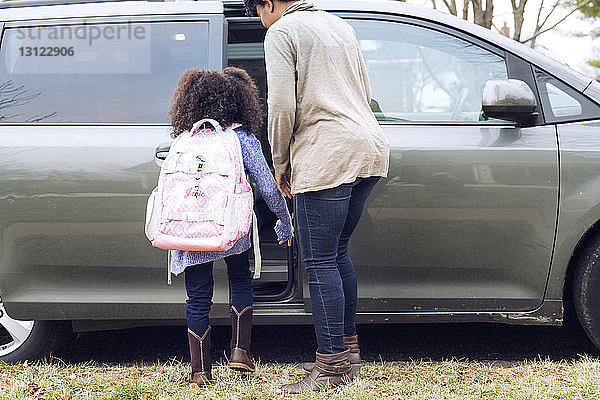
[227, 20, 296, 301]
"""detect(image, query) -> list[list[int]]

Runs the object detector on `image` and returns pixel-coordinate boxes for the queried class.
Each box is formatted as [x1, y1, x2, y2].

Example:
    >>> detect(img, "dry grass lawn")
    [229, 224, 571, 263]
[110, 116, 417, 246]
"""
[2, 356, 600, 399]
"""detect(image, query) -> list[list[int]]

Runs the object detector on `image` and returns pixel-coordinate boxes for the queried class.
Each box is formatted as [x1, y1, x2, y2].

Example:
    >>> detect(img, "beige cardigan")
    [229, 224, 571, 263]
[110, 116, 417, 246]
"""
[264, 1, 390, 194]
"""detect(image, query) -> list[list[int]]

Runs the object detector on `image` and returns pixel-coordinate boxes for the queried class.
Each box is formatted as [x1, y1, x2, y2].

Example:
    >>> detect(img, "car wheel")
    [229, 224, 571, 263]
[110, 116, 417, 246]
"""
[573, 234, 600, 351]
[0, 302, 71, 363]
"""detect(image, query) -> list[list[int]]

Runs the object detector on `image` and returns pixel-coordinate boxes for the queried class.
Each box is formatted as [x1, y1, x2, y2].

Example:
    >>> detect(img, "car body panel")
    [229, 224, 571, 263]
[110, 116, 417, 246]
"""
[584, 80, 600, 104]
[0, 125, 234, 320]
[0, 11, 231, 320]
[311, 124, 558, 313]
[545, 120, 600, 300]
[65, 297, 564, 332]
[0, 0, 599, 328]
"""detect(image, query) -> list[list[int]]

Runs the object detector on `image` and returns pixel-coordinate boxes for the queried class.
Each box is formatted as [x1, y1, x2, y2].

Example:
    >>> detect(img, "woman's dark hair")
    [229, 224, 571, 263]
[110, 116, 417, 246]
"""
[243, 0, 295, 16]
[169, 67, 262, 137]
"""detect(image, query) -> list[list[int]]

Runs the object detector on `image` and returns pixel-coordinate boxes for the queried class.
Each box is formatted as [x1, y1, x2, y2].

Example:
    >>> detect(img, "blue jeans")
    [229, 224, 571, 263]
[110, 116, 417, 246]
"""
[295, 177, 380, 354]
[185, 249, 253, 335]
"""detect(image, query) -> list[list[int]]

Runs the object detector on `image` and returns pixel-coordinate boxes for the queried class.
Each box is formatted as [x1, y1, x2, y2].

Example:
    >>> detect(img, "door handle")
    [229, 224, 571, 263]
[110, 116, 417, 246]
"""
[155, 142, 172, 160]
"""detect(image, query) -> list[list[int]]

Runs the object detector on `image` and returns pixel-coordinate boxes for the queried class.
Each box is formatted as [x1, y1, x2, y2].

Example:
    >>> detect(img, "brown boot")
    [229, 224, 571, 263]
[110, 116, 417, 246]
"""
[280, 349, 351, 393]
[187, 326, 212, 386]
[303, 335, 362, 379]
[228, 305, 255, 372]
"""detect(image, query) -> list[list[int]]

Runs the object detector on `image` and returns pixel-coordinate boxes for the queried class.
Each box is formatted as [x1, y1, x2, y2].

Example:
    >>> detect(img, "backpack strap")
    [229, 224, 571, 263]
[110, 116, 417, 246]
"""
[167, 250, 172, 285]
[220, 124, 261, 279]
[226, 126, 261, 279]
[170, 119, 226, 150]
[229, 126, 248, 187]
[252, 211, 262, 279]
[191, 118, 224, 135]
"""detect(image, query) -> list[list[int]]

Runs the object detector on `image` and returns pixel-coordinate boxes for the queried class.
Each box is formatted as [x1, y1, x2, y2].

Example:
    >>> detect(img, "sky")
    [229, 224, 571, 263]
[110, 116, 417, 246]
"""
[409, 0, 600, 79]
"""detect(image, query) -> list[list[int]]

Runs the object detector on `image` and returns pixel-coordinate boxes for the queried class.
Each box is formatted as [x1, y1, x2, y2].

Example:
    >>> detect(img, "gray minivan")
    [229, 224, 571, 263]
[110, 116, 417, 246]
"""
[2, 0, 600, 362]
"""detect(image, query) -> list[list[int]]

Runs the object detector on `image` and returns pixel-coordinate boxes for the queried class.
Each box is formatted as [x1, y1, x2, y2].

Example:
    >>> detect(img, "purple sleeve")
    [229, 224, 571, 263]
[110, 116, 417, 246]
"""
[238, 130, 294, 241]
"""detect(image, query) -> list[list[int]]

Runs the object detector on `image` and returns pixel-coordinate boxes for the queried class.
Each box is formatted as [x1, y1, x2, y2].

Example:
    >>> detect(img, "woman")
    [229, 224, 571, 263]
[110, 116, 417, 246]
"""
[245, 0, 390, 393]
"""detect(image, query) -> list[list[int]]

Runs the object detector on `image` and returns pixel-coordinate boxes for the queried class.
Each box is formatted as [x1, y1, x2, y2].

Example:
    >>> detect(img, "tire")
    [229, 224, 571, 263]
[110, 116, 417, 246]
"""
[573, 234, 600, 351]
[0, 305, 72, 363]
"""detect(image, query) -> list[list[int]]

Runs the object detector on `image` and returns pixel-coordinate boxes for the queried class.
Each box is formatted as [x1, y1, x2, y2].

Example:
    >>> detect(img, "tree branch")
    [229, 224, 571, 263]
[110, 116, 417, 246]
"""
[537, 0, 562, 32]
[441, 0, 457, 15]
[534, 0, 546, 30]
[521, 0, 593, 43]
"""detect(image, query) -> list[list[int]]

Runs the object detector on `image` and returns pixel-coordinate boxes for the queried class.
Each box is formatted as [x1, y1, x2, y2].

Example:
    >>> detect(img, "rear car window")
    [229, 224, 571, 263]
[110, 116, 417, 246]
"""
[0, 21, 209, 123]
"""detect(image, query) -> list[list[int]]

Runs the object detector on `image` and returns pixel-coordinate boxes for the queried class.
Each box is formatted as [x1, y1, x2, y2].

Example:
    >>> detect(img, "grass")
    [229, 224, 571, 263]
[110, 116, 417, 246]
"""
[2, 357, 600, 400]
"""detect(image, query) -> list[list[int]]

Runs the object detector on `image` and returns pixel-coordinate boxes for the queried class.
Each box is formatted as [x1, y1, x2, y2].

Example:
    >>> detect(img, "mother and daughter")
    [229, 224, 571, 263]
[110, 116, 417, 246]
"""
[165, 0, 389, 393]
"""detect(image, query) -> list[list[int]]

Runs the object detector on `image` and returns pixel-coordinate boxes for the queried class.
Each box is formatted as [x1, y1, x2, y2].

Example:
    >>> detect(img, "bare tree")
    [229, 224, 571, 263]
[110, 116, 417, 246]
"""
[431, 0, 594, 48]
[471, 0, 494, 28]
[443, 0, 458, 16]
[518, 0, 594, 47]
[510, 0, 528, 41]
[431, 0, 459, 16]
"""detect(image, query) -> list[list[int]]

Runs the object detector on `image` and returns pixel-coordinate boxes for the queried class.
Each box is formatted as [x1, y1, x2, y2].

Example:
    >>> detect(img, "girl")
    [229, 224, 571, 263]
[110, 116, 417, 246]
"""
[168, 67, 294, 386]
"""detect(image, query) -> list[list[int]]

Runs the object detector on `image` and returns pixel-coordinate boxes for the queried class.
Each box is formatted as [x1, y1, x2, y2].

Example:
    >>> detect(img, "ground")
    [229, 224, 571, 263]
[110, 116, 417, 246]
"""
[1, 322, 599, 399]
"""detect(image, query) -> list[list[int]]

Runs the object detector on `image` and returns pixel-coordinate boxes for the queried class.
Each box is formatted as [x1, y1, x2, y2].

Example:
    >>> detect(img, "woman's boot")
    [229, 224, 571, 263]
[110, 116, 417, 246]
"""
[303, 335, 362, 379]
[280, 349, 351, 393]
[187, 326, 212, 386]
[228, 305, 255, 372]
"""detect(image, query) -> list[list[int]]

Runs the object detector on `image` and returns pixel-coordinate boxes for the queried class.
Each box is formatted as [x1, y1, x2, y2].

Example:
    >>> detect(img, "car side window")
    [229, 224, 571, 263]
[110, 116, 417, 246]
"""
[545, 82, 582, 117]
[348, 20, 509, 123]
[0, 21, 209, 123]
[226, 23, 272, 161]
[534, 67, 600, 123]
[227, 23, 267, 121]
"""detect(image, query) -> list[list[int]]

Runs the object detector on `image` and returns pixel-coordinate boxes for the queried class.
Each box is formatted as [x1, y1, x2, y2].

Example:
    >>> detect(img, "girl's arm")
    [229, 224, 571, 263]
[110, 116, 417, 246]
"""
[238, 131, 293, 242]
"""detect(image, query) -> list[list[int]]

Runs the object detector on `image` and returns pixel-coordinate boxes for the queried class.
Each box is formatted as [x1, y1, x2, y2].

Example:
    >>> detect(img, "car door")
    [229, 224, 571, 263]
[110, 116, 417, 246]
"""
[326, 16, 559, 313]
[533, 68, 600, 303]
[0, 10, 229, 321]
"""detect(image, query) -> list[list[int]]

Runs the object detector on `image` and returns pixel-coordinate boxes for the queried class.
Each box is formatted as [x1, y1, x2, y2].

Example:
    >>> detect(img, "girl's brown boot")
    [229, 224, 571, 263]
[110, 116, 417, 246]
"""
[187, 326, 212, 386]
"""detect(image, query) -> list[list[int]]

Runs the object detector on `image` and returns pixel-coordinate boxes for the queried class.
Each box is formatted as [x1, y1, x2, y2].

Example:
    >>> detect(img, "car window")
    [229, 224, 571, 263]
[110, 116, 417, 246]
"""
[534, 67, 600, 123]
[0, 21, 209, 123]
[348, 20, 509, 123]
[227, 23, 267, 119]
[226, 23, 272, 161]
[546, 82, 582, 118]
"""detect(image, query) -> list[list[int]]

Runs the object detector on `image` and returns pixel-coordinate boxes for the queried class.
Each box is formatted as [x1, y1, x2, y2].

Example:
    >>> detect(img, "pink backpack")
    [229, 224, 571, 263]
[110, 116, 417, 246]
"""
[145, 119, 258, 264]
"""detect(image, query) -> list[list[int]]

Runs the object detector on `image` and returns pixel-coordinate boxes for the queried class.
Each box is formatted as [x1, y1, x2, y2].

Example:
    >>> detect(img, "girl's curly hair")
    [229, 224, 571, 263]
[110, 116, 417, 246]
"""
[169, 67, 262, 137]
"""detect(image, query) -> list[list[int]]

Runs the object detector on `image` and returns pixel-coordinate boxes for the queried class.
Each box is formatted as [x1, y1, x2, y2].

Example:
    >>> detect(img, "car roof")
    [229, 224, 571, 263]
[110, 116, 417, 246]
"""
[0, 0, 223, 21]
[1, 0, 597, 101]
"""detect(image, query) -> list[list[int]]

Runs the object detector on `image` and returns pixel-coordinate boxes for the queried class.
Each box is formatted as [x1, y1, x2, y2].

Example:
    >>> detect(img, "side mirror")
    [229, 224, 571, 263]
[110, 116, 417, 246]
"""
[482, 79, 537, 125]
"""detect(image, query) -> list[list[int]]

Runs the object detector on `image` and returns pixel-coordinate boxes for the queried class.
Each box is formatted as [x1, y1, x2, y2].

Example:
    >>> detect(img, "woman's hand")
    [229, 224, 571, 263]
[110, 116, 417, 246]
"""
[275, 169, 293, 199]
